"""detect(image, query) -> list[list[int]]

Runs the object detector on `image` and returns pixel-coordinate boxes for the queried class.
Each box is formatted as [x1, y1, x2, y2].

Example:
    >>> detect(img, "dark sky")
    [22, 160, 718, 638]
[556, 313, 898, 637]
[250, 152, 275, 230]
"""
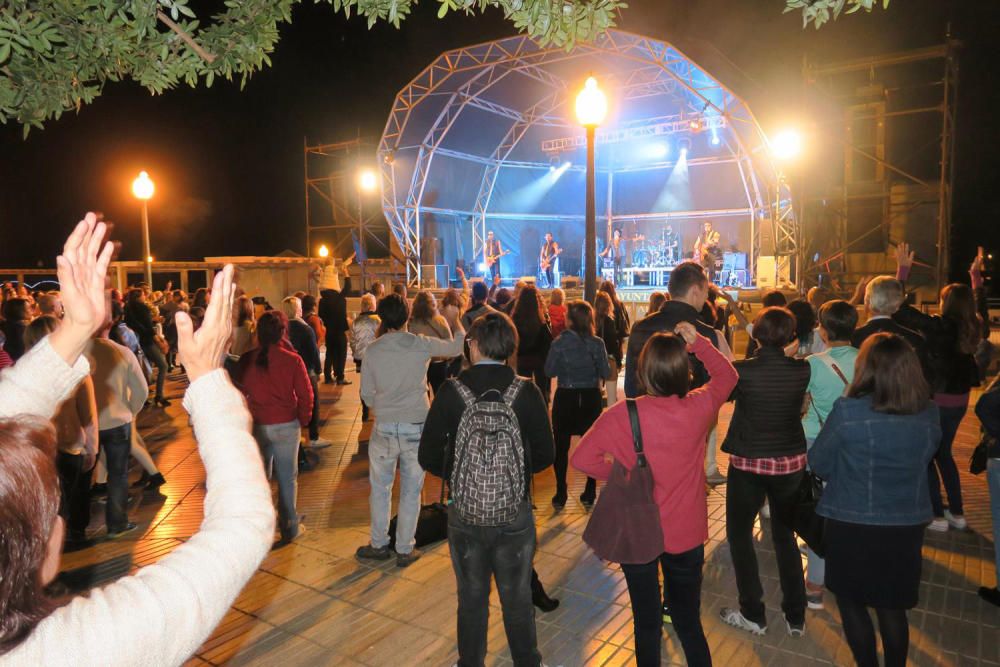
[1, 0, 997, 276]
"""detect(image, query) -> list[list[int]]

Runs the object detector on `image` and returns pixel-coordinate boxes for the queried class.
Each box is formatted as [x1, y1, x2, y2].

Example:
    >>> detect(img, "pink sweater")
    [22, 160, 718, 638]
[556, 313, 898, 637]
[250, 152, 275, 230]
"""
[572, 336, 738, 554]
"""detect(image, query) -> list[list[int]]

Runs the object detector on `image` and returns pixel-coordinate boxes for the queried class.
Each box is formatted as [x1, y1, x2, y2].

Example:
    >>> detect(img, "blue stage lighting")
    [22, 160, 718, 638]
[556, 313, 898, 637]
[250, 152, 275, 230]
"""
[648, 142, 669, 160]
[711, 133, 721, 146]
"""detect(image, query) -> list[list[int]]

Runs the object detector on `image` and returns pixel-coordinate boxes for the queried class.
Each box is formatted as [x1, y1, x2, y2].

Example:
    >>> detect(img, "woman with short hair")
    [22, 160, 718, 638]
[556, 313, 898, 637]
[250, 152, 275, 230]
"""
[573, 322, 738, 667]
[809, 333, 939, 667]
[544, 300, 609, 508]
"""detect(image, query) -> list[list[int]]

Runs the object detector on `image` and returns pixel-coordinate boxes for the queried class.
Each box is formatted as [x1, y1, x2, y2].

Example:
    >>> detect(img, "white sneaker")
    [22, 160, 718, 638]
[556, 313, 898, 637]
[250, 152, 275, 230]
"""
[785, 618, 805, 637]
[759, 501, 771, 520]
[308, 438, 332, 449]
[944, 510, 967, 530]
[719, 607, 767, 636]
[927, 517, 949, 532]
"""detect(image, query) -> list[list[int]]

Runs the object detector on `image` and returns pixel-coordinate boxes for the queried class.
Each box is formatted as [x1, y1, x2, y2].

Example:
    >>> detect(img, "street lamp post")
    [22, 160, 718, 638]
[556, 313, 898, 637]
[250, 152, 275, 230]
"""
[132, 171, 155, 287]
[575, 76, 607, 303]
[358, 168, 378, 291]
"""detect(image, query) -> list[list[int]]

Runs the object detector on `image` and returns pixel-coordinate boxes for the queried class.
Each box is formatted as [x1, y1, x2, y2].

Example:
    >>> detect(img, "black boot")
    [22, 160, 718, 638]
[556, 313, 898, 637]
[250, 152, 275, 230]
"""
[531, 571, 560, 612]
[579, 478, 597, 508]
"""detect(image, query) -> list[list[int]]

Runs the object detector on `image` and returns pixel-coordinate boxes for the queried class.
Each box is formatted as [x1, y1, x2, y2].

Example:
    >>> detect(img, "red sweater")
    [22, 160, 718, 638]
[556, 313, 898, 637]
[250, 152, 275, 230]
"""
[548, 305, 567, 339]
[235, 344, 314, 426]
[572, 335, 737, 554]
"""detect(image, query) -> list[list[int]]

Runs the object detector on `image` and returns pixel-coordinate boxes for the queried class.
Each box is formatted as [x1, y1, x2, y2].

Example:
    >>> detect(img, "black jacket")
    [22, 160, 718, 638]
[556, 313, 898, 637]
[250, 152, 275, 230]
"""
[893, 305, 980, 395]
[976, 375, 1000, 458]
[722, 347, 811, 459]
[318, 278, 351, 335]
[287, 318, 321, 375]
[418, 364, 555, 496]
[624, 301, 719, 398]
[124, 301, 156, 347]
[852, 316, 933, 385]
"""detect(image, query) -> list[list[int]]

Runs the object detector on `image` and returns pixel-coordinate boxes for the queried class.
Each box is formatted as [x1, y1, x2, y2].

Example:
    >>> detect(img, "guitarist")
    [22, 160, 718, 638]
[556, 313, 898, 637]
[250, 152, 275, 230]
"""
[694, 220, 722, 281]
[600, 228, 627, 285]
[484, 231, 505, 282]
[539, 232, 562, 288]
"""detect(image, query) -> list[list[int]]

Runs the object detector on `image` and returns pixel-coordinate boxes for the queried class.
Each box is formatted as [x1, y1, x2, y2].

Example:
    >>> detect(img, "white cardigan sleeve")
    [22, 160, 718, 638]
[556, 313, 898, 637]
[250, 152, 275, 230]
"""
[5, 370, 275, 667]
[0, 336, 89, 420]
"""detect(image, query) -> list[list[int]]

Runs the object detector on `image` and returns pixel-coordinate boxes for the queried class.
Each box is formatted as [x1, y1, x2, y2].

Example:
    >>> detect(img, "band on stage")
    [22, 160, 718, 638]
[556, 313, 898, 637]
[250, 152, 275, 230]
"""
[483, 220, 734, 288]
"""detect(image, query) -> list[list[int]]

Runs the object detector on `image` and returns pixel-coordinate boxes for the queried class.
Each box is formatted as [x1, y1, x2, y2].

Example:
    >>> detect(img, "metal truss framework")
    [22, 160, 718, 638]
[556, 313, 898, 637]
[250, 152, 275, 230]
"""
[798, 41, 959, 295]
[304, 138, 390, 285]
[379, 29, 795, 287]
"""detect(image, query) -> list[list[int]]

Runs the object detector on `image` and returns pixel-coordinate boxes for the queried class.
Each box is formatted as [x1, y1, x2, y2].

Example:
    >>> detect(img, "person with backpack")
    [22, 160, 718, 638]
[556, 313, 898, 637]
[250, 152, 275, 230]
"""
[571, 322, 738, 667]
[419, 311, 555, 667]
[357, 294, 465, 568]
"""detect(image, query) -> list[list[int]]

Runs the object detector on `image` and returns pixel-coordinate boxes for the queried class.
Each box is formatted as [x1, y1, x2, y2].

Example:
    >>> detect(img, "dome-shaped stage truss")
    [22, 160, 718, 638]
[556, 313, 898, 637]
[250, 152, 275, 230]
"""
[378, 29, 797, 288]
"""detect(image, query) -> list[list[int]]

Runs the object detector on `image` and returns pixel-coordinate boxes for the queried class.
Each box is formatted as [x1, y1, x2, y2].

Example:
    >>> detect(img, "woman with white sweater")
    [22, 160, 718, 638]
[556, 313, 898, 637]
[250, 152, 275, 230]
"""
[0, 215, 274, 665]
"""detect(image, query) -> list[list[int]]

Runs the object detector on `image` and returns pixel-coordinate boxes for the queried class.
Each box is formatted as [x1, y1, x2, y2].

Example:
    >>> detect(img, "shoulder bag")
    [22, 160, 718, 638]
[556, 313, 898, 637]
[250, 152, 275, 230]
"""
[582, 399, 664, 564]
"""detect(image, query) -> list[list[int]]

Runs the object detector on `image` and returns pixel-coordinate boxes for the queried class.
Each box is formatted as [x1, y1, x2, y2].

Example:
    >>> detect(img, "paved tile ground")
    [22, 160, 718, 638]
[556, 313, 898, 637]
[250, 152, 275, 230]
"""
[61, 349, 1000, 666]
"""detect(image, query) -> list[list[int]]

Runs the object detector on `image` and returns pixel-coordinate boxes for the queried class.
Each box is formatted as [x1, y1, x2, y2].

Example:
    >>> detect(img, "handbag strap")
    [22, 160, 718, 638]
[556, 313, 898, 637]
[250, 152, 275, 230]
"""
[625, 398, 647, 468]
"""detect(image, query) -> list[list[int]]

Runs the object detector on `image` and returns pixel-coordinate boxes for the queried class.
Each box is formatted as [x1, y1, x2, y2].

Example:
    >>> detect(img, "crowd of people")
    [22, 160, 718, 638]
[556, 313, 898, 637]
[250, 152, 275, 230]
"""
[1, 216, 998, 667]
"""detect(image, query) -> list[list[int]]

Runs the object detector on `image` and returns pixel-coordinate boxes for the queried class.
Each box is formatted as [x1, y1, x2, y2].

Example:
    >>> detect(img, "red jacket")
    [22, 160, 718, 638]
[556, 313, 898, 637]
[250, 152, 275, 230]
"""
[235, 344, 314, 426]
[572, 336, 737, 554]
[548, 304, 567, 339]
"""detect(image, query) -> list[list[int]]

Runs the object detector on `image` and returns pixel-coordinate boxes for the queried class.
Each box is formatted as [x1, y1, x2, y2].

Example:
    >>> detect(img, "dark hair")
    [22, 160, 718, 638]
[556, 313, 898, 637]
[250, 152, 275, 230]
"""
[594, 291, 614, 333]
[667, 261, 708, 300]
[468, 311, 518, 361]
[848, 333, 929, 414]
[638, 332, 691, 398]
[391, 283, 408, 299]
[255, 310, 288, 369]
[471, 281, 489, 303]
[567, 300, 595, 336]
[410, 291, 437, 323]
[235, 296, 254, 328]
[786, 299, 816, 344]
[647, 292, 667, 314]
[761, 290, 787, 308]
[110, 299, 125, 324]
[599, 280, 622, 310]
[752, 307, 796, 348]
[377, 293, 410, 332]
[301, 294, 318, 316]
[818, 300, 858, 342]
[493, 288, 512, 307]
[23, 315, 58, 351]
[511, 285, 545, 338]
[1, 298, 30, 322]
[125, 288, 144, 307]
[193, 287, 210, 309]
[0, 417, 60, 652]
[940, 283, 981, 354]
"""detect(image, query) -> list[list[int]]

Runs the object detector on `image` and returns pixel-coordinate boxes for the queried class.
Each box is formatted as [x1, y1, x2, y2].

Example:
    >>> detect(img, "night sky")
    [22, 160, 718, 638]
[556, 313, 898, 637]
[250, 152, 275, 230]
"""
[1, 0, 997, 279]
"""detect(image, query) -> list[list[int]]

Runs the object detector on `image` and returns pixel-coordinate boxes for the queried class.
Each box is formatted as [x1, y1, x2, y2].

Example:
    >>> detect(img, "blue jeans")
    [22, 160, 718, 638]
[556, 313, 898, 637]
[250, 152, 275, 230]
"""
[989, 459, 1000, 586]
[929, 403, 967, 517]
[449, 500, 540, 667]
[369, 421, 425, 554]
[100, 423, 132, 532]
[254, 421, 301, 541]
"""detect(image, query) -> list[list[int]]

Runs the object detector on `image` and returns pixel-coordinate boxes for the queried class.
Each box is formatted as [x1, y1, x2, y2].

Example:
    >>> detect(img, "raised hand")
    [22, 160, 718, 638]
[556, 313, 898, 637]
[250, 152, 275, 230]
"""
[48, 213, 114, 364]
[674, 321, 698, 346]
[176, 265, 235, 383]
[894, 242, 914, 270]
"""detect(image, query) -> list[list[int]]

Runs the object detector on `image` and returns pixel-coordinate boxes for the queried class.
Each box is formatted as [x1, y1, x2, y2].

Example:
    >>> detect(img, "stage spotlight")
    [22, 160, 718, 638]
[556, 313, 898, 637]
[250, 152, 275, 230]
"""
[677, 137, 692, 156]
[689, 118, 702, 131]
[770, 129, 803, 161]
[711, 133, 721, 146]
[646, 142, 669, 160]
[478, 262, 488, 273]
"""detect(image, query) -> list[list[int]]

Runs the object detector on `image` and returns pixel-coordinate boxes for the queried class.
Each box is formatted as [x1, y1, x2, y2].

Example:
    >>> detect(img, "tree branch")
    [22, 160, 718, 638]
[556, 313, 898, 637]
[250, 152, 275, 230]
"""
[156, 10, 216, 64]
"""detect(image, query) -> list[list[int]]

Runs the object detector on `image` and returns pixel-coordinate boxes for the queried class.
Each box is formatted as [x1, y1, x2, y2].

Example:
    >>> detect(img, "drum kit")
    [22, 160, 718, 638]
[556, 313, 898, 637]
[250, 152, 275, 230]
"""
[630, 230, 680, 268]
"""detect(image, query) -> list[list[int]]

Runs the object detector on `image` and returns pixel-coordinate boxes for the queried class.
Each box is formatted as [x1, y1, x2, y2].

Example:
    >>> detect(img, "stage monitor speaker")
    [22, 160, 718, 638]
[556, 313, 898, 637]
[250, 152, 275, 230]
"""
[757, 255, 777, 288]
[561, 276, 580, 289]
[758, 221, 776, 256]
[520, 276, 537, 285]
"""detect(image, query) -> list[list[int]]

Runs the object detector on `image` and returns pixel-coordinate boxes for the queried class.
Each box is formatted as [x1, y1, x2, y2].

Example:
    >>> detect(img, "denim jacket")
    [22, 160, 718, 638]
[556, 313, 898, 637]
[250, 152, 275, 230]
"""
[809, 395, 940, 526]
[543, 330, 610, 389]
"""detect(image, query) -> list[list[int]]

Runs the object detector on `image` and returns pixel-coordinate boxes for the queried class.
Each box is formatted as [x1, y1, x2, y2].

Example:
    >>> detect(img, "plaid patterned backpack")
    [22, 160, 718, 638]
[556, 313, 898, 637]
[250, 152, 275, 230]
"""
[448, 377, 527, 526]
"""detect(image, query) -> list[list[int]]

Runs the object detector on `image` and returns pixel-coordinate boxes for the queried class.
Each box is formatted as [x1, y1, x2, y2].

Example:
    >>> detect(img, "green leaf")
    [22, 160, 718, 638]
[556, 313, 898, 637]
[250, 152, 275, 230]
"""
[437, 1, 449, 18]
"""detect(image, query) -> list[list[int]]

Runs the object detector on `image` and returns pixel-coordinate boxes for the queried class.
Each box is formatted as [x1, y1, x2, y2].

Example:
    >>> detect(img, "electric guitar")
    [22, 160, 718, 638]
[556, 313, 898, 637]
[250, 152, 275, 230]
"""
[486, 249, 510, 267]
[540, 247, 563, 270]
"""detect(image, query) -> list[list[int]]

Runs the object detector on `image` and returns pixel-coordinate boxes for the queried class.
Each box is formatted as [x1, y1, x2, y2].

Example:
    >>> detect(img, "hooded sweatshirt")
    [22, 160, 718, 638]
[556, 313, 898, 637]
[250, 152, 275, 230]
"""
[361, 330, 465, 424]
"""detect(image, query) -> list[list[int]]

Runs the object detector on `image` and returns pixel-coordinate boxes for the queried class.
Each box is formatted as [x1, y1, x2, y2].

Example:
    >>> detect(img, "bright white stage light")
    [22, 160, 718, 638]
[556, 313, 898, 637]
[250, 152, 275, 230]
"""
[770, 129, 803, 161]
[478, 262, 488, 273]
[647, 142, 669, 160]
[711, 133, 721, 146]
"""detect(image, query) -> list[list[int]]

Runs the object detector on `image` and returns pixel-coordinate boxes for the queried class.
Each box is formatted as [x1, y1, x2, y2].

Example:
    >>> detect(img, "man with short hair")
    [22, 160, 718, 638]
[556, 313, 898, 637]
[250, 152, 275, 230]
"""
[419, 311, 554, 667]
[357, 294, 465, 567]
[851, 276, 925, 350]
[461, 281, 496, 331]
[319, 257, 353, 385]
[281, 296, 328, 448]
[37, 293, 63, 318]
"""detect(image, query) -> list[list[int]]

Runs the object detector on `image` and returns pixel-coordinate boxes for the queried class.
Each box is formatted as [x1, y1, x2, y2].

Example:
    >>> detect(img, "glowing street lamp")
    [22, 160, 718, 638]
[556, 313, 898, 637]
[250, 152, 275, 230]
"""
[358, 169, 378, 193]
[356, 168, 379, 289]
[770, 128, 803, 162]
[318, 244, 330, 259]
[575, 76, 607, 303]
[132, 171, 155, 287]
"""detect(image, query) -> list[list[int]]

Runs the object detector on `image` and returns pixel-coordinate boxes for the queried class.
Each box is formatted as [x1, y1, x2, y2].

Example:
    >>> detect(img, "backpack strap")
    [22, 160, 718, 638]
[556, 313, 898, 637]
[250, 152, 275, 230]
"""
[625, 398, 647, 468]
[501, 376, 525, 406]
[449, 378, 477, 408]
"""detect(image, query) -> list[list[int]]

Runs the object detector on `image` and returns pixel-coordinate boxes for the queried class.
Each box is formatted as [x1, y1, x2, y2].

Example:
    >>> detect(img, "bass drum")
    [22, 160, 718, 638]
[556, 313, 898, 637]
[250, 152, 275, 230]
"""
[631, 249, 650, 268]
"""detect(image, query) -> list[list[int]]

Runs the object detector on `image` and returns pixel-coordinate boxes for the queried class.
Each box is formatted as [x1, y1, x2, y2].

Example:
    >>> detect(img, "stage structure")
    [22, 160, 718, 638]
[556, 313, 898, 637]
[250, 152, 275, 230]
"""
[797, 40, 959, 299]
[377, 29, 797, 289]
